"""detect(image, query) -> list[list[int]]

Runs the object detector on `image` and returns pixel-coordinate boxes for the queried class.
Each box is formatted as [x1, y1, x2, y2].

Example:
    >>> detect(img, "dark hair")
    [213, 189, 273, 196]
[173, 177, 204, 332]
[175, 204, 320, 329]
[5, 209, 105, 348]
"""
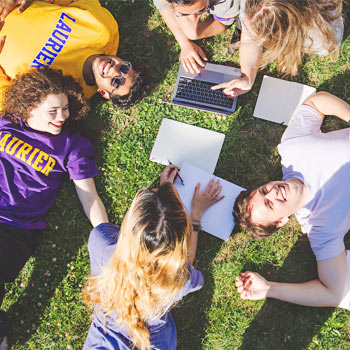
[233, 189, 280, 239]
[2, 68, 89, 124]
[110, 70, 144, 109]
[137, 182, 190, 253]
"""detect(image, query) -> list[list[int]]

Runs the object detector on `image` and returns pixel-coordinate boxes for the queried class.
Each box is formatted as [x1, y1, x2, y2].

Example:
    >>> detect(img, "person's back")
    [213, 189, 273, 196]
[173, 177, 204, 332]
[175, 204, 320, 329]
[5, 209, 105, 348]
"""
[83, 168, 224, 350]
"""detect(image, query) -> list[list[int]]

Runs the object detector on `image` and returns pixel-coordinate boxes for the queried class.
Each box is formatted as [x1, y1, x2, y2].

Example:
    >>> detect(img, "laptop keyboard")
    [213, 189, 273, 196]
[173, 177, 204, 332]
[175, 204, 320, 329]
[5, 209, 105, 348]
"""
[175, 77, 234, 109]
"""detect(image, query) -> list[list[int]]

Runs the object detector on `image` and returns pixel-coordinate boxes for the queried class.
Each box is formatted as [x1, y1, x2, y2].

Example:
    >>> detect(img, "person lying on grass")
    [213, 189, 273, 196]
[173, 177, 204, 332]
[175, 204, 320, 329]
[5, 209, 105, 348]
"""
[233, 91, 350, 309]
[83, 165, 223, 350]
[0, 68, 108, 350]
[154, 0, 343, 98]
[0, 0, 143, 108]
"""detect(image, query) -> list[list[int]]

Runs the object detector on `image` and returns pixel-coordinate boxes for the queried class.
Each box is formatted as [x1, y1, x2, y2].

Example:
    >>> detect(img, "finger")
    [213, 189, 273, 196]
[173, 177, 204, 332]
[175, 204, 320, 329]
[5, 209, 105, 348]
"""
[192, 51, 205, 68]
[18, 0, 32, 13]
[181, 58, 190, 73]
[213, 194, 225, 204]
[0, 9, 9, 22]
[194, 182, 200, 196]
[197, 46, 208, 62]
[211, 82, 229, 90]
[0, 35, 6, 53]
[186, 58, 196, 74]
[168, 169, 178, 183]
[205, 178, 214, 193]
[188, 57, 200, 74]
[223, 89, 237, 98]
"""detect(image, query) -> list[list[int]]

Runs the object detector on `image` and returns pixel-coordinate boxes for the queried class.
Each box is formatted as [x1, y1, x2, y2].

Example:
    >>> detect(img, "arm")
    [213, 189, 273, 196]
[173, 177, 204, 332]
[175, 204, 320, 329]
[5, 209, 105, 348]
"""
[236, 251, 347, 307]
[211, 28, 261, 97]
[73, 177, 108, 227]
[304, 92, 350, 123]
[158, 7, 207, 74]
[187, 179, 224, 265]
[159, 166, 224, 265]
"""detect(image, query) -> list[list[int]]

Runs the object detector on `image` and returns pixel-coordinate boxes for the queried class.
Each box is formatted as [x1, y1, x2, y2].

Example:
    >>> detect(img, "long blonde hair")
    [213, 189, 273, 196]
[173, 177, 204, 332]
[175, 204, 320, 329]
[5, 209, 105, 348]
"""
[83, 183, 192, 350]
[245, 0, 342, 75]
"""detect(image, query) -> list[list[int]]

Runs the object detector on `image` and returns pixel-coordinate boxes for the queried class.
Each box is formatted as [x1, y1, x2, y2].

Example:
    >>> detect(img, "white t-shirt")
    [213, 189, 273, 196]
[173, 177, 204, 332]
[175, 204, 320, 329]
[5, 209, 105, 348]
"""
[278, 105, 350, 261]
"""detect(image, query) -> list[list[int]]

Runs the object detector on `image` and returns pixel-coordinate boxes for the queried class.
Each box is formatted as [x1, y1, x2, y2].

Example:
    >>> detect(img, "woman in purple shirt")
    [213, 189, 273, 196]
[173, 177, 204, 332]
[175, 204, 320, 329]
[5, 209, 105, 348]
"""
[0, 68, 108, 350]
[83, 165, 223, 350]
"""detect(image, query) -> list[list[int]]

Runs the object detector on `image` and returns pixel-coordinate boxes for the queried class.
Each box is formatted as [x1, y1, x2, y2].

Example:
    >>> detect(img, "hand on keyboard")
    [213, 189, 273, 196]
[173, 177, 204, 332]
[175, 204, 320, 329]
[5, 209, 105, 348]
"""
[211, 74, 252, 98]
[180, 41, 208, 74]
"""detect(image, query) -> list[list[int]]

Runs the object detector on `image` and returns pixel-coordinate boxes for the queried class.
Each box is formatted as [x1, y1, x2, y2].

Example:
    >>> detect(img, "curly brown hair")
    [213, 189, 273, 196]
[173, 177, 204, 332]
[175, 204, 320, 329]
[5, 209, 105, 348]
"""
[1, 68, 89, 125]
[233, 189, 280, 239]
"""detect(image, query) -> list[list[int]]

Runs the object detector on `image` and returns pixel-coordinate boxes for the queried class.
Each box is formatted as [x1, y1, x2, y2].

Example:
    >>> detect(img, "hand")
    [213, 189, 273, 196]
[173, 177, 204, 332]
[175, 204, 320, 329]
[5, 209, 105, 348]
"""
[159, 164, 179, 185]
[236, 271, 270, 300]
[191, 179, 224, 219]
[211, 74, 252, 98]
[180, 40, 208, 74]
[0, 0, 33, 21]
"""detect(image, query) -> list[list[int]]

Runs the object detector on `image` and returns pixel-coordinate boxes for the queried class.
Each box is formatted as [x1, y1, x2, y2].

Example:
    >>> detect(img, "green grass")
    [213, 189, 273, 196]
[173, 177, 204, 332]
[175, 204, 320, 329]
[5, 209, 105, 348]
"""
[3, 1, 350, 349]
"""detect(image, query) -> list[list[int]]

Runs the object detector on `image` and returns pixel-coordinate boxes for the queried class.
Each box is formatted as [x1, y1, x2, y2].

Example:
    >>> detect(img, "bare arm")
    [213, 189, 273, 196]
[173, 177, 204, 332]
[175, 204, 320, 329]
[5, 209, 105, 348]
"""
[188, 179, 224, 265]
[73, 178, 109, 227]
[304, 92, 350, 123]
[159, 7, 207, 74]
[236, 251, 347, 307]
[212, 28, 261, 97]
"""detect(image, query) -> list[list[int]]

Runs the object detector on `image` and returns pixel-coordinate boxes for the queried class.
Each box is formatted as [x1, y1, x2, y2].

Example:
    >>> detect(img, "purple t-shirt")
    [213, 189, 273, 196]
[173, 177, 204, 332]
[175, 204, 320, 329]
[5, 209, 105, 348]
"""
[0, 115, 98, 229]
[84, 223, 204, 350]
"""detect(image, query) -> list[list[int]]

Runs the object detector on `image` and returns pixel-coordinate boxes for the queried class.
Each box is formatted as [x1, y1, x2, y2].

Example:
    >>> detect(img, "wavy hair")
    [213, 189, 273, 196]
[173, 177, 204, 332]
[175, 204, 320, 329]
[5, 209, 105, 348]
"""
[83, 182, 191, 350]
[245, 0, 342, 75]
[1, 68, 89, 125]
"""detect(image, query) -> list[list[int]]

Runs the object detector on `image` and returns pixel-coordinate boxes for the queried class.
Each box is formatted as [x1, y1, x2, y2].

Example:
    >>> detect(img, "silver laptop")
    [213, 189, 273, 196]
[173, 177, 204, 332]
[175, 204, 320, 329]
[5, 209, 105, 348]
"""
[170, 63, 241, 115]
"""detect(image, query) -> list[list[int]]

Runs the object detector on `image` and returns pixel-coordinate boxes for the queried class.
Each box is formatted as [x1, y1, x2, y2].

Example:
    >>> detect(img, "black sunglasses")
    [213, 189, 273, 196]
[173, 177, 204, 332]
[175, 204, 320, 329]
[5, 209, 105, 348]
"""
[111, 61, 132, 89]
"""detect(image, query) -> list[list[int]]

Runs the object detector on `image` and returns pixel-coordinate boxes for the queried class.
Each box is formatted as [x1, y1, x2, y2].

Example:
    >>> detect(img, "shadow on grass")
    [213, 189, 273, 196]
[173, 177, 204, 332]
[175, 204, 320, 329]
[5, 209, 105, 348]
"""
[240, 235, 334, 350]
[6, 182, 92, 346]
[172, 234, 223, 350]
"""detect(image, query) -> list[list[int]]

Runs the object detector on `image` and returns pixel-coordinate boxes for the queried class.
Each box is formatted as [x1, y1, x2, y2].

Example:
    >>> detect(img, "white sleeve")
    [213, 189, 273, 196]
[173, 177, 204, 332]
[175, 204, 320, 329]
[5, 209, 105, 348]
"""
[281, 105, 323, 142]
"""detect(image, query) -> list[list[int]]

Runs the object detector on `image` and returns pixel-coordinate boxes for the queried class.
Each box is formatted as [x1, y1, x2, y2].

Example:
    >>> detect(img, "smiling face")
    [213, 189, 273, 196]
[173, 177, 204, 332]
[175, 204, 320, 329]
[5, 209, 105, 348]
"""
[172, 0, 209, 18]
[91, 55, 135, 98]
[27, 93, 69, 135]
[249, 180, 307, 228]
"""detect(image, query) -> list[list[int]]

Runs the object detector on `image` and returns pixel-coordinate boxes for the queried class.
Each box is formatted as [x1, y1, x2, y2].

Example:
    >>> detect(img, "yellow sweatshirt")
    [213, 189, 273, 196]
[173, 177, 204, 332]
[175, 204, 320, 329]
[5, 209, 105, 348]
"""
[0, 0, 119, 100]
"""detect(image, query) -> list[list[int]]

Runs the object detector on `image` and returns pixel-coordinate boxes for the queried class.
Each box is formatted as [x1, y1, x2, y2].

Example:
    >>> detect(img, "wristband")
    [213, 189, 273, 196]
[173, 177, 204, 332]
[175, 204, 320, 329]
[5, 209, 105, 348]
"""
[191, 218, 202, 231]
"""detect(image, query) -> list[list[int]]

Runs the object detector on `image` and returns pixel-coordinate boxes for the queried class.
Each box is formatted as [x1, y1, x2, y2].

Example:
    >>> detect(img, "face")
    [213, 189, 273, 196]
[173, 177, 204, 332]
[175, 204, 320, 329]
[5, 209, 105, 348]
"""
[172, 0, 209, 19]
[91, 55, 135, 98]
[27, 93, 69, 135]
[249, 180, 306, 228]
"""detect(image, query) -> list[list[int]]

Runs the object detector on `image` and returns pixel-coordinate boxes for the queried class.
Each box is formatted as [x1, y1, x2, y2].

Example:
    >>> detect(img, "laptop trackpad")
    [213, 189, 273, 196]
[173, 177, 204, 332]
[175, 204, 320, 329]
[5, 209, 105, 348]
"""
[197, 70, 224, 84]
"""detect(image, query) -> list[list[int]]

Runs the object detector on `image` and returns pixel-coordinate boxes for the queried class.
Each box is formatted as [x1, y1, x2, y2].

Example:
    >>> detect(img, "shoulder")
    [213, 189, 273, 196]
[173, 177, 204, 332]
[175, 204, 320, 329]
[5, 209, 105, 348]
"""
[88, 223, 120, 275]
[211, 0, 240, 24]
[174, 263, 203, 302]
[153, 0, 171, 10]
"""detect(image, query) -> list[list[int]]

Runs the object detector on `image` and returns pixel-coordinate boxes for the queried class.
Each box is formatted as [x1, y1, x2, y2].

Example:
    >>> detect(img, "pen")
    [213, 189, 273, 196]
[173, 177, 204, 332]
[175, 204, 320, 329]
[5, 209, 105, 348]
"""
[167, 159, 185, 185]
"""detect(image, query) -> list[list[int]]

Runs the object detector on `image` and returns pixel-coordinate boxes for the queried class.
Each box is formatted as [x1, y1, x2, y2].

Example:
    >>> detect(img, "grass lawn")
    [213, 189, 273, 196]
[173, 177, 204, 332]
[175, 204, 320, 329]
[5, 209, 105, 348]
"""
[3, 1, 350, 349]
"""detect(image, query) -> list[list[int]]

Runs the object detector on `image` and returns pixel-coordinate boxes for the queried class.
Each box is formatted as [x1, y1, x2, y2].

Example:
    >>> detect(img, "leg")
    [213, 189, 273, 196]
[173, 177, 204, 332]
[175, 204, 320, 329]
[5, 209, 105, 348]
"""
[0, 224, 38, 343]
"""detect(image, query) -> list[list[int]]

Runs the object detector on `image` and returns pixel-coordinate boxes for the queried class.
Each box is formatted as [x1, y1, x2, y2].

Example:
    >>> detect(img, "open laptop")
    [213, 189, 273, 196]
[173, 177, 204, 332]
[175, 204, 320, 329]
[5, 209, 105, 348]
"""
[169, 63, 241, 115]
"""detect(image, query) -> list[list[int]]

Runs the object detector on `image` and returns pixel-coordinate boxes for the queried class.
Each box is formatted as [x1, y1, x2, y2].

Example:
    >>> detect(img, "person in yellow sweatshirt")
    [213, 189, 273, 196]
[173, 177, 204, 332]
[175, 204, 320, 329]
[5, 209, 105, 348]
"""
[0, 0, 143, 108]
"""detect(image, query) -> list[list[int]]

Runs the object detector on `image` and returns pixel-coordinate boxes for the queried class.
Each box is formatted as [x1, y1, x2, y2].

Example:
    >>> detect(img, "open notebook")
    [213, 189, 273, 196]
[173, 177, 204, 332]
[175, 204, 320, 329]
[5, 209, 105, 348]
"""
[253, 75, 316, 125]
[150, 118, 225, 174]
[174, 162, 245, 241]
